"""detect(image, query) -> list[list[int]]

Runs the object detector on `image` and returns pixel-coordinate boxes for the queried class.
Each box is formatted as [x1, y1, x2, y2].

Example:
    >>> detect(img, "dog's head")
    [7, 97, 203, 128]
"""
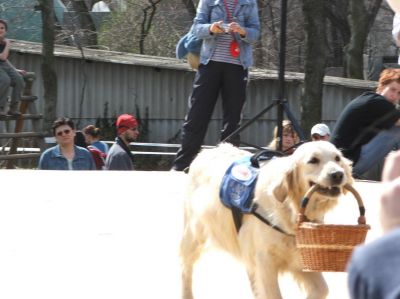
[266, 141, 353, 222]
[291, 141, 353, 195]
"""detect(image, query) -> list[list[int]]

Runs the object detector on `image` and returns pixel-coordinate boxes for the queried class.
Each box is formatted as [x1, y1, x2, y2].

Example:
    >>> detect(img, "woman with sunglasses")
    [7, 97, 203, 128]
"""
[38, 117, 95, 170]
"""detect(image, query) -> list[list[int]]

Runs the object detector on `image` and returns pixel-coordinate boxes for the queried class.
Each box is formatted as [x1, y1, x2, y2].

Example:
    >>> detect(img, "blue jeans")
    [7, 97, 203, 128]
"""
[0, 60, 24, 108]
[353, 126, 400, 177]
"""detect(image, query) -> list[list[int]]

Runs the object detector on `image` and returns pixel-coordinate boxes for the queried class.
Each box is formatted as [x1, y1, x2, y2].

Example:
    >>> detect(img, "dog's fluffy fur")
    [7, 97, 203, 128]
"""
[180, 142, 353, 299]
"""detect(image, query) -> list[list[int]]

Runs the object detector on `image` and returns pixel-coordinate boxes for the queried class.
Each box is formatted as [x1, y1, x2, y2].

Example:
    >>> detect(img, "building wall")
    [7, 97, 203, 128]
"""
[8, 40, 376, 147]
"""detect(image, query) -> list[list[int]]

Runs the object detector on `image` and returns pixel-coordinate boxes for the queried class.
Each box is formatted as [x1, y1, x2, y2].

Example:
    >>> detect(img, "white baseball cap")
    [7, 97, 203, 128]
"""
[311, 123, 331, 136]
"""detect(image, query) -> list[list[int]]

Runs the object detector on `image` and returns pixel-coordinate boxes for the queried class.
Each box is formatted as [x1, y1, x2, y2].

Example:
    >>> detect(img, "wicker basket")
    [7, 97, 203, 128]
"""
[296, 184, 370, 272]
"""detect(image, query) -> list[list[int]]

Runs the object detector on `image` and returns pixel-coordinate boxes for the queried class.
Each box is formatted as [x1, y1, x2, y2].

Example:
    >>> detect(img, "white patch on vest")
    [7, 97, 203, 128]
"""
[231, 164, 252, 181]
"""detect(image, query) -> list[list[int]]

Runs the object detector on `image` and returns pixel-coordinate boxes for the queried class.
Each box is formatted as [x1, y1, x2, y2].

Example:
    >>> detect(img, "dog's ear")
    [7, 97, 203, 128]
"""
[286, 163, 303, 203]
[272, 177, 288, 203]
[271, 162, 297, 203]
[342, 155, 354, 186]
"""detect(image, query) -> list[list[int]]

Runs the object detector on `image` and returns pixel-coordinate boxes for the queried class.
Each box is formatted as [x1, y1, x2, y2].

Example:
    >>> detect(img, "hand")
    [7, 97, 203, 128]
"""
[17, 69, 27, 76]
[380, 178, 400, 232]
[382, 151, 400, 181]
[229, 22, 246, 37]
[380, 151, 400, 232]
[210, 21, 225, 34]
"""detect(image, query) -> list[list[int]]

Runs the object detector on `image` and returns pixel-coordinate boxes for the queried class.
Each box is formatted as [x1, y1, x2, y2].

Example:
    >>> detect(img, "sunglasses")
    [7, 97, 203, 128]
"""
[56, 129, 72, 137]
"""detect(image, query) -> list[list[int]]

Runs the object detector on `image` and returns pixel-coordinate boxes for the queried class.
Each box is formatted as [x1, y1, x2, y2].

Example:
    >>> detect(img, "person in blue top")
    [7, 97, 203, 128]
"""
[38, 117, 95, 170]
[83, 124, 109, 154]
[171, 0, 260, 171]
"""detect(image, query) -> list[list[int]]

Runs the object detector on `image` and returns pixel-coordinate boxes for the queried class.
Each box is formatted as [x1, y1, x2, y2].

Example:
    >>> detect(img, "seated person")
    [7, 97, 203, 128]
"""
[0, 19, 24, 116]
[75, 130, 106, 170]
[268, 120, 300, 155]
[38, 117, 95, 170]
[331, 68, 400, 178]
[105, 114, 139, 170]
[83, 125, 109, 154]
[310, 123, 331, 141]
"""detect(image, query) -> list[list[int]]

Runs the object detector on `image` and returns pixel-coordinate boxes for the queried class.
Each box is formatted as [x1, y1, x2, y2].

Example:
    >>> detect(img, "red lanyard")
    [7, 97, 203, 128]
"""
[223, 0, 238, 23]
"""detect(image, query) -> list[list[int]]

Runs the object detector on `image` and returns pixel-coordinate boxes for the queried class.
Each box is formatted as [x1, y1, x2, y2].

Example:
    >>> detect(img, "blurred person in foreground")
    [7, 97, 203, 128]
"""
[105, 114, 139, 170]
[347, 150, 400, 299]
[39, 117, 95, 170]
[331, 68, 400, 178]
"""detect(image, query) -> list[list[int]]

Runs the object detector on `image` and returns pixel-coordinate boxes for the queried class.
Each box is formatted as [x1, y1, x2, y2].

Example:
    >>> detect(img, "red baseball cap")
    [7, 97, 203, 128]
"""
[116, 114, 138, 134]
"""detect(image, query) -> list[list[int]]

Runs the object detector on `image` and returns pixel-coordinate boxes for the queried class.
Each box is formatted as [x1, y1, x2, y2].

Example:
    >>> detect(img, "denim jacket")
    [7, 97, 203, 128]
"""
[39, 145, 96, 170]
[192, 0, 260, 69]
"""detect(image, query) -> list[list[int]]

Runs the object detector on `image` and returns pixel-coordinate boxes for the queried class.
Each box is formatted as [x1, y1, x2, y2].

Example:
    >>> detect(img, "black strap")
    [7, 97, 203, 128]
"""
[231, 206, 243, 233]
[251, 203, 294, 236]
[250, 149, 284, 168]
[230, 149, 285, 233]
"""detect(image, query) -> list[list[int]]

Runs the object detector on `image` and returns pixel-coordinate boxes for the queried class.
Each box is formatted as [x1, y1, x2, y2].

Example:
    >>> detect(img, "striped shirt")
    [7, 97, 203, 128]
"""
[210, 0, 241, 66]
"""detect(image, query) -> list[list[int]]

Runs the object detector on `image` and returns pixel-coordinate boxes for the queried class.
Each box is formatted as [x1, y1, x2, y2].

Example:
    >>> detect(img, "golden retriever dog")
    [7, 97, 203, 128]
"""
[180, 141, 353, 299]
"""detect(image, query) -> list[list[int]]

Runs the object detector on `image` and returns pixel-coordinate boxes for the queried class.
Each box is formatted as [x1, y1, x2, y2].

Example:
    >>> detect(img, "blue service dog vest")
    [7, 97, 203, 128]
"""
[219, 156, 259, 213]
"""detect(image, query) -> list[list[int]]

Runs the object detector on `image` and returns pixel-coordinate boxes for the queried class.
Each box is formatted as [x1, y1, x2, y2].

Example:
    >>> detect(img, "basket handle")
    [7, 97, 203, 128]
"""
[297, 184, 367, 225]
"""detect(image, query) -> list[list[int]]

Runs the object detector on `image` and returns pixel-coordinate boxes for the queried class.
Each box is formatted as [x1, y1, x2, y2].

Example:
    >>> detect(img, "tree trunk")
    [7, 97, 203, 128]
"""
[345, 0, 382, 79]
[253, 0, 265, 67]
[181, 0, 197, 19]
[325, 0, 350, 74]
[70, 0, 98, 46]
[38, 0, 58, 135]
[139, 0, 163, 54]
[300, 0, 327, 135]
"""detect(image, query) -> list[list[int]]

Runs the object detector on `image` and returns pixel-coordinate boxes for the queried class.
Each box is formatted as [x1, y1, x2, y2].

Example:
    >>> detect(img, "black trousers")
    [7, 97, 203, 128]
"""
[172, 60, 248, 171]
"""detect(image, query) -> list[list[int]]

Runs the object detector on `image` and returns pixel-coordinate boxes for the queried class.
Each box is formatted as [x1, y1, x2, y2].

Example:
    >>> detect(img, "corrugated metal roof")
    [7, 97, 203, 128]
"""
[8, 40, 377, 146]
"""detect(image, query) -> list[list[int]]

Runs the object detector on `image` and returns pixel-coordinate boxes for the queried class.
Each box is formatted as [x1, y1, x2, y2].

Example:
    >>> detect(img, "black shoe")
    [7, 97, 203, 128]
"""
[170, 165, 190, 173]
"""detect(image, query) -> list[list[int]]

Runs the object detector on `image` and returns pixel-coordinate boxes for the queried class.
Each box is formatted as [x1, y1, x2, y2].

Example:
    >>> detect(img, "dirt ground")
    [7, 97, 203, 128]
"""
[0, 171, 383, 299]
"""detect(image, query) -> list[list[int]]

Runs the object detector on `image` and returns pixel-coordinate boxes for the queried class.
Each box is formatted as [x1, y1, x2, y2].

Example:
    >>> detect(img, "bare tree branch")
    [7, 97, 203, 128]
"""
[139, 0, 163, 54]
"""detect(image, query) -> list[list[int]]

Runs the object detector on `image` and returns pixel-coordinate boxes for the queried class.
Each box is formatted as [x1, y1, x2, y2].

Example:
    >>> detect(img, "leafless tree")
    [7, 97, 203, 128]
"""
[181, 0, 197, 19]
[345, 0, 382, 79]
[139, 0, 163, 54]
[300, 0, 327, 133]
[37, 0, 58, 134]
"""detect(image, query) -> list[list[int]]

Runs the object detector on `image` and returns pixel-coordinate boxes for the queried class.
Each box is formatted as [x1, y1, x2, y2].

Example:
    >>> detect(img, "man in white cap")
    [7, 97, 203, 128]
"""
[310, 123, 331, 141]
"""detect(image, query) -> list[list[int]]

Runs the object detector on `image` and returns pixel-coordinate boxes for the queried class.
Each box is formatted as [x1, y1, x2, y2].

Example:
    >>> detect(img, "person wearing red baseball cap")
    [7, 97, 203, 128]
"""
[105, 114, 139, 170]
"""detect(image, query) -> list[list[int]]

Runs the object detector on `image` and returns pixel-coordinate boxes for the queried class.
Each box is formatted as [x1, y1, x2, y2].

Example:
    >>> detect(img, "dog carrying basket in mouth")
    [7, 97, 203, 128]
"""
[295, 184, 370, 272]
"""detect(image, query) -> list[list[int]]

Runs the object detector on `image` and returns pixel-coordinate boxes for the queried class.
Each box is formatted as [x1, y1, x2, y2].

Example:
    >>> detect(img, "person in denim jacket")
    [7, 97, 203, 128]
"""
[171, 0, 260, 171]
[39, 117, 95, 170]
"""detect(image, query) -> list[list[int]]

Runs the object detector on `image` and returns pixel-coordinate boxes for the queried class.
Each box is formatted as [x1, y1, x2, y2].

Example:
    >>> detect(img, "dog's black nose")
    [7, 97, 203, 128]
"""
[330, 170, 344, 184]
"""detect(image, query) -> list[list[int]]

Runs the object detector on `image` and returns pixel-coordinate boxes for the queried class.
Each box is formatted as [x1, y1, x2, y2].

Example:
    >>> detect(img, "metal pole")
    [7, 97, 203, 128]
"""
[277, 0, 287, 151]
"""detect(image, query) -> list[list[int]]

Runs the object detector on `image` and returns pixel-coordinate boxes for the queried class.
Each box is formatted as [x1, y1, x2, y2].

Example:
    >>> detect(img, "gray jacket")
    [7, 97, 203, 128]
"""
[105, 137, 134, 170]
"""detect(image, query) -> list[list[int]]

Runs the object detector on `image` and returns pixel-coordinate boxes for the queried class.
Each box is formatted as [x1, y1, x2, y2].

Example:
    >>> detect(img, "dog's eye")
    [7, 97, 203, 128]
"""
[335, 155, 341, 162]
[308, 157, 319, 164]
